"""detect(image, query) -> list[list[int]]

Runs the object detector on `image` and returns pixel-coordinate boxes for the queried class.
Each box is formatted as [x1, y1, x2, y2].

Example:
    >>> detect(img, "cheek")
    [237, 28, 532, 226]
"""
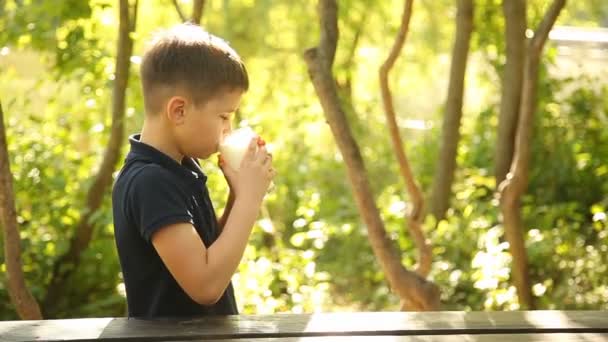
[198, 121, 223, 152]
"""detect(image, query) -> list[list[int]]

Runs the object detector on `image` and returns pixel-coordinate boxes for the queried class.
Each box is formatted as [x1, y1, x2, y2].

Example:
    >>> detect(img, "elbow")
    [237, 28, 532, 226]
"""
[192, 285, 224, 306]
[194, 293, 221, 306]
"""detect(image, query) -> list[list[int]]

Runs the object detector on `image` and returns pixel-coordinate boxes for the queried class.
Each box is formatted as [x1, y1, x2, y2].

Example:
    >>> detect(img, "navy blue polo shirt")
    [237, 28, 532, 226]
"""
[112, 134, 238, 318]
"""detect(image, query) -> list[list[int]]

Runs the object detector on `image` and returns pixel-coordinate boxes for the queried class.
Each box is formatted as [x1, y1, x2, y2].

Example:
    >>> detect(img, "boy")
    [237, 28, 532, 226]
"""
[112, 24, 275, 318]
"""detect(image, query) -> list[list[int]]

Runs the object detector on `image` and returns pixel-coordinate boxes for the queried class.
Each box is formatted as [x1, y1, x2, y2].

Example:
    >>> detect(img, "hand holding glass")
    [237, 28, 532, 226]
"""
[219, 127, 275, 191]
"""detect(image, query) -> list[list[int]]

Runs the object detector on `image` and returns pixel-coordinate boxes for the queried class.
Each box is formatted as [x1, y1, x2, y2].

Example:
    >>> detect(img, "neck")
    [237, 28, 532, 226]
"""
[139, 119, 184, 163]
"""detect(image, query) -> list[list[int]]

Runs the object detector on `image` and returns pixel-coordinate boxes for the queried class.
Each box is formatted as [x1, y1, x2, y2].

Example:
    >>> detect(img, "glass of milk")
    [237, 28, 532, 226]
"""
[219, 126, 275, 192]
[219, 126, 257, 170]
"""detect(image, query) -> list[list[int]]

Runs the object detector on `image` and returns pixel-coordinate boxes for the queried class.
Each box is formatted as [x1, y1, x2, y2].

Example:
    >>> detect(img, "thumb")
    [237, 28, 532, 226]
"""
[218, 154, 237, 177]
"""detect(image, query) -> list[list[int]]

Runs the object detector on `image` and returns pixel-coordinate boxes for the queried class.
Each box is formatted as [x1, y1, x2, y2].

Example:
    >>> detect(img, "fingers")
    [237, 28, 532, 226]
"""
[218, 153, 236, 175]
[251, 142, 274, 180]
[242, 136, 259, 162]
[255, 145, 271, 164]
[268, 167, 277, 179]
[261, 155, 275, 180]
[242, 136, 275, 180]
[265, 152, 272, 165]
[243, 136, 271, 163]
[262, 150, 272, 168]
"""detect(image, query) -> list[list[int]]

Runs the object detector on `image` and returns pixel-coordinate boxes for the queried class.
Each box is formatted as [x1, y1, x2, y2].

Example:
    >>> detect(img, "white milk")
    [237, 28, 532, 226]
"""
[218, 126, 257, 170]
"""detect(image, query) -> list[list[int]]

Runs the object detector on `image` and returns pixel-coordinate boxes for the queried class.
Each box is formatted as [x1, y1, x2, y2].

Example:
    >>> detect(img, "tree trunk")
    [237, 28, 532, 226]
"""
[304, 0, 440, 311]
[429, 0, 474, 222]
[494, 0, 526, 186]
[192, 0, 205, 25]
[336, 13, 366, 103]
[0, 101, 44, 320]
[499, 0, 566, 310]
[172, 0, 204, 25]
[171, 0, 187, 22]
[379, 0, 432, 278]
[43, 0, 139, 316]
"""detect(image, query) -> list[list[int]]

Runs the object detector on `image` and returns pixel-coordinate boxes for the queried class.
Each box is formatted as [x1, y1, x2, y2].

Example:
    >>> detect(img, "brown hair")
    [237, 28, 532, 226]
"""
[140, 24, 248, 114]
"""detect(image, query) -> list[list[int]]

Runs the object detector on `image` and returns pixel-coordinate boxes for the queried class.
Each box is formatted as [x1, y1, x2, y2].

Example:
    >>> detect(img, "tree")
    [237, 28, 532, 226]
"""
[498, 0, 566, 310]
[42, 0, 139, 315]
[304, 0, 440, 311]
[0, 0, 604, 319]
[378, 0, 431, 278]
[429, 0, 474, 221]
[172, 0, 205, 25]
[0, 100, 43, 320]
[494, 0, 526, 187]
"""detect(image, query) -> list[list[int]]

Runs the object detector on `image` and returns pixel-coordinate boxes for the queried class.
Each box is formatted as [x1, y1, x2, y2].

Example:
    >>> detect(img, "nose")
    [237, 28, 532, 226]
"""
[222, 123, 233, 140]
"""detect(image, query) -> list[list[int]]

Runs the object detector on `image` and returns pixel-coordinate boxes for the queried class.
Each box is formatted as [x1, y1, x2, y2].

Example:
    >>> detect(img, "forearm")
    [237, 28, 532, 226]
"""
[218, 190, 235, 230]
[205, 197, 259, 294]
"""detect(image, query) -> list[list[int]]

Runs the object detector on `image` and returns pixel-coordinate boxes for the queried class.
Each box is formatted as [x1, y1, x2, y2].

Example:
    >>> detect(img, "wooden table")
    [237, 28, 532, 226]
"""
[0, 311, 607, 341]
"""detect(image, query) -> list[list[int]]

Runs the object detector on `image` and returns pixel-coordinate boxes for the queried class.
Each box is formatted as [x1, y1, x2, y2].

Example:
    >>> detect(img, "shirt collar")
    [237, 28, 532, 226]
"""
[126, 134, 207, 183]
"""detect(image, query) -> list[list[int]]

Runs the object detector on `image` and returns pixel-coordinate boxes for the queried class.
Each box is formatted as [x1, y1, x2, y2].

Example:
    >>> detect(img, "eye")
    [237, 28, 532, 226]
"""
[220, 114, 229, 121]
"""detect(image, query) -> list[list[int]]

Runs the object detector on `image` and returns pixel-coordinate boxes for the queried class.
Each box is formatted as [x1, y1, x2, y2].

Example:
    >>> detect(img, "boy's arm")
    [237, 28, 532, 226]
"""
[152, 196, 259, 305]
[217, 190, 235, 231]
[153, 138, 274, 305]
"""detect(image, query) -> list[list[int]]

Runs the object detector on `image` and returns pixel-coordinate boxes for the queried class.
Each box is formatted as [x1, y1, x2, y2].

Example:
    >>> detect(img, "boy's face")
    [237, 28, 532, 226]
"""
[174, 89, 243, 159]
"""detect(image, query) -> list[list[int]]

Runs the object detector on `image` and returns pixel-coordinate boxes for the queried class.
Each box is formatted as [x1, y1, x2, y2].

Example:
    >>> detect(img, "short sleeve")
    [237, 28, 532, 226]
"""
[126, 165, 194, 242]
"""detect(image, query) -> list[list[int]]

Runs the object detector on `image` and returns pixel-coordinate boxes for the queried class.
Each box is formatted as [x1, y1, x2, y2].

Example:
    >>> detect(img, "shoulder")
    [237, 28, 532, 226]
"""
[130, 164, 188, 196]
[115, 162, 186, 201]
[132, 164, 175, 185]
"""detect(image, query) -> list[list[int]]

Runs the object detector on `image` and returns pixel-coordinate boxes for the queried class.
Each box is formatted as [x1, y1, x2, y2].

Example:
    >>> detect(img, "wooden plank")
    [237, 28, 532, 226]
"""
[0, 311, 607, 341]
[178, 334, 608, 342]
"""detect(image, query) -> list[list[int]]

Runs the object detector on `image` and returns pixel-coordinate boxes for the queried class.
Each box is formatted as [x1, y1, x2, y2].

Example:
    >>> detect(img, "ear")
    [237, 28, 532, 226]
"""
[165, 96, 187, 125]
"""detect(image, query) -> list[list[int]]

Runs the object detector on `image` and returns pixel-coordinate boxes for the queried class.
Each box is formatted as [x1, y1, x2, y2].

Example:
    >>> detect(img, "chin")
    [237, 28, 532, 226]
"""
[195, 150, 215, 160]
[190, 144, 218, 160]
[191, 153, 207, 160]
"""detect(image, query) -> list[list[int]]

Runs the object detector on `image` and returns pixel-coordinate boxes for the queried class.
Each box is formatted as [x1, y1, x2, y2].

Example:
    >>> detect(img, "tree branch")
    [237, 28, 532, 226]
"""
[191, 0, 205, 25]
[318, 0, 338, 69]
[43, 0, 138, 315]
[494, 0, 526, 185]
[305, 0, 439, 310]
[378, 0, 432, 278]
[430, 0, 474, 222]
[0, 100, 43, 320]
[379, 0, 413, 79]
[530, 0, 566, 54]
[336, 12, 367, 100]
[499, 0, 566, 310]
[131, 0, 139, 32]
[341, 13, 366, 72]
[172, 0, 187, 22]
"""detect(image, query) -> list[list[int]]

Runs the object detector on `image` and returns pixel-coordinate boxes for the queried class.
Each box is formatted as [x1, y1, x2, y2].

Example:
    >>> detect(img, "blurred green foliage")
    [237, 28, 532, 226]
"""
[0, 0, 606, 319]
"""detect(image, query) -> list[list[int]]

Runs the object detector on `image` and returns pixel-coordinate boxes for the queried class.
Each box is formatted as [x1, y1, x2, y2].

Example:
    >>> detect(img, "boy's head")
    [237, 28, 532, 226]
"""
[140, 24, 248, 159]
